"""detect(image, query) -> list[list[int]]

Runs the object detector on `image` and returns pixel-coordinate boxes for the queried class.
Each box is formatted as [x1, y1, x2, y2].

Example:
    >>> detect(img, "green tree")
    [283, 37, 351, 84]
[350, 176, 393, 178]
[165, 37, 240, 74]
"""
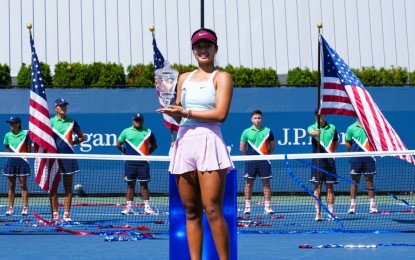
[0, 64, 11, 87]
[286, 67, 317, 86]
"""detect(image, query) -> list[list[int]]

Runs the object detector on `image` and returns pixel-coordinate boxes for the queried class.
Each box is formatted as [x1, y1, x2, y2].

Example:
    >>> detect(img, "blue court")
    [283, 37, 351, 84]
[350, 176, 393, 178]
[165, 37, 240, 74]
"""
[1, 232, 414, 259]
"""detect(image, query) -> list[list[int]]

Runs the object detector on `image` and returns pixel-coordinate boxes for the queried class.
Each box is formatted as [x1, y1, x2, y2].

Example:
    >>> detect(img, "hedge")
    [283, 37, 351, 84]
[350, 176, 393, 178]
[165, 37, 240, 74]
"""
[0, 62, 411, 87]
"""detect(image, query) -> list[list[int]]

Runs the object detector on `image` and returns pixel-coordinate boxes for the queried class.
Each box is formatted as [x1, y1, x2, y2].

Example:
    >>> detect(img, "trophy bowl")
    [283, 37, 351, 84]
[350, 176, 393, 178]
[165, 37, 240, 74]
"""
[155, 63, 179, 110]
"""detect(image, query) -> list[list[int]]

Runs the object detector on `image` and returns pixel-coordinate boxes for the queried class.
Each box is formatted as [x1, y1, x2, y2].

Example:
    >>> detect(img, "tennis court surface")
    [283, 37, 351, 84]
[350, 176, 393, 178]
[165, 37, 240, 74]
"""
[1, 152, 415, 258]
[1, 232, 414, 259]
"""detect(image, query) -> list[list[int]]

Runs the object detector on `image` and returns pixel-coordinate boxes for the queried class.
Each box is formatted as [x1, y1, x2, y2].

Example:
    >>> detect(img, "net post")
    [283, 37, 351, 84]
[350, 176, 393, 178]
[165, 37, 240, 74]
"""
[169, 170, 238, 259]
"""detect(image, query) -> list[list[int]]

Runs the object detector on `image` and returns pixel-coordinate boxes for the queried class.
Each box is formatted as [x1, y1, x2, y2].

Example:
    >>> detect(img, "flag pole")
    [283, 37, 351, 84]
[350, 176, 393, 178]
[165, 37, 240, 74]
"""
[201, 0, 204, 28]
[316, 22, 322, 129]
[316, 22, 323, 217]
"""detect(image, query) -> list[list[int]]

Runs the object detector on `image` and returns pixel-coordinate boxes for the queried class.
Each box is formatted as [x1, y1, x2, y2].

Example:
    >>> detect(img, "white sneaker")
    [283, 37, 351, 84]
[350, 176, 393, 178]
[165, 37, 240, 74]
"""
[369, 205, 378, 214]
[63, 212, 72, 222]
[348, 205, 356, 214]
[144, 207, 155, 214]
[243, 206, 251, 214]
[52, 212, 59, 222]
[21, 207, 28, 216]
[121, 205, 135, 215]
[264, 206, 274, 214]
[5, 207, 13, 216]
[327, 212, 337, 221]
[315, 214, 323, 221]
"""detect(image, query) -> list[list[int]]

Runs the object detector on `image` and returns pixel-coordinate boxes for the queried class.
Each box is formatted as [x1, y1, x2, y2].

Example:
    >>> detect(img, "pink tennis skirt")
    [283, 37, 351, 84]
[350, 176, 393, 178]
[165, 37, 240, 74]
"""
[169, 124, 235, 175]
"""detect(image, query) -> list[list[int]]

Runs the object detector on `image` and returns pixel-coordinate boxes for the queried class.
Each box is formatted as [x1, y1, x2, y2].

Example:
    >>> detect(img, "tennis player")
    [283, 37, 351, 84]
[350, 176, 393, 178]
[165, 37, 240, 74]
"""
[2, 116, 31, 216]
[157, 28, 234, 259]
[116, 113, 158, 215]
[50, 98, 85, 222]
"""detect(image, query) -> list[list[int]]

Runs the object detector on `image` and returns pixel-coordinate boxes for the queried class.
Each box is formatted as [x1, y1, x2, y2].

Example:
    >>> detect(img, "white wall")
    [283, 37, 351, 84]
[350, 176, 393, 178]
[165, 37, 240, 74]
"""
[1, 0, 414, 77]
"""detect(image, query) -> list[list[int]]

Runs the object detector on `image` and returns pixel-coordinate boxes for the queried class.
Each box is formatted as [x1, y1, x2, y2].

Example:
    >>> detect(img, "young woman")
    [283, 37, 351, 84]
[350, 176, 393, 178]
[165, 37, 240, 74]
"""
[3, 116, 31, 216]
[158, 28, 234, 259]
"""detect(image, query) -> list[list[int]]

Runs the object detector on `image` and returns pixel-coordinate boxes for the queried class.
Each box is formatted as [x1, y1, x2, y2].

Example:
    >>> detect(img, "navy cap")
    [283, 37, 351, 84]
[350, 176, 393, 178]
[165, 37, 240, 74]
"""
[54, 98, 69, 107]
[133, 113, 144, 121]
[6, 116, 21, 123]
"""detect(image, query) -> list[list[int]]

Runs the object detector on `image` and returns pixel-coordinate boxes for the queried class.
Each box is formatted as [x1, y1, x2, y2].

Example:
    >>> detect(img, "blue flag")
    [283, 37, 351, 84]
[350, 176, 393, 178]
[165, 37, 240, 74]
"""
[153, 38, 165, 70]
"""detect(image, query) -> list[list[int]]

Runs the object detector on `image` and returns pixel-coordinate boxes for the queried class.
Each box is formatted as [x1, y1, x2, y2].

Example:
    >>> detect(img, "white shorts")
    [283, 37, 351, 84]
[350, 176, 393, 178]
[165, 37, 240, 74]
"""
[169, 124, 235, 174]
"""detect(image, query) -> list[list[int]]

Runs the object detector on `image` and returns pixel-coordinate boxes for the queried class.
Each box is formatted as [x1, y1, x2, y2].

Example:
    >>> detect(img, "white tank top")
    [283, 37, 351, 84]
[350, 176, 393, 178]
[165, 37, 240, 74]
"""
[180, 70, 218, 126]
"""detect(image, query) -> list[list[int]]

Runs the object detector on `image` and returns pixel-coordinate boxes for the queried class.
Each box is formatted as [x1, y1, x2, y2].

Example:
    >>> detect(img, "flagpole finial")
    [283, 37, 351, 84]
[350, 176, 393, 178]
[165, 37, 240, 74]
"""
[317, 23, 323, 29]
[149, 26, 155, 32]
[27, 23, 33, 36]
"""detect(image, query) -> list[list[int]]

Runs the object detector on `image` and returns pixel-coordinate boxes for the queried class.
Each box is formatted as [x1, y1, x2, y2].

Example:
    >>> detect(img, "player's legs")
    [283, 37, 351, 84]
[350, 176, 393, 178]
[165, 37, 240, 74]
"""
[313, 182, 322, 220]
[365, 174, 378, 213]
[199, 169, 229, 260]
[244, 162, 257, 214]
[63, 174, 74, 213]
[7, 176, 16, 207]
[259, 161, 273, 213]
[244, 179, 254, 200]
[140, 182, 149, 200]
[50, 192, 59, 219]
[137, 162, 153, 213]
[120, 181, 137, 215]
[7, 176, 16, 212]
[261, 178, 271, 201]
[243, 179, 254, 214]
[175, 170, 203, 260]
[261, 178, 274, 214]
[350, 174, 361, 200]
[18, 176, 29, 208]
[325, 182, 337, 220]
[348, 174, 361, 214]
[126, 181, 136, 201]
[365, 175, 375, 199]
[323, 160, 337, 218]
[139, 181, 154, 213]
[326, 183, 335, 215]
[121, 162, 139, 214]
[362, 161, 377, 212]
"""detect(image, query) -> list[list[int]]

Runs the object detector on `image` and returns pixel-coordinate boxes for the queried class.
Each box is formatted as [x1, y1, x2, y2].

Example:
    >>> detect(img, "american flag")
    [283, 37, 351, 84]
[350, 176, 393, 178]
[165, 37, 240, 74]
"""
[152, 37, 179, 132]
[319, 35, 415, 165]
[28, 33, 61, 192]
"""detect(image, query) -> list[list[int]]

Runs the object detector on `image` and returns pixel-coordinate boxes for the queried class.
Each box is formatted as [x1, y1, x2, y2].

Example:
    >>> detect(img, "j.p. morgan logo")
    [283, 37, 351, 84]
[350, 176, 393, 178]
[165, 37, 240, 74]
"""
[276, 128, 346, 146]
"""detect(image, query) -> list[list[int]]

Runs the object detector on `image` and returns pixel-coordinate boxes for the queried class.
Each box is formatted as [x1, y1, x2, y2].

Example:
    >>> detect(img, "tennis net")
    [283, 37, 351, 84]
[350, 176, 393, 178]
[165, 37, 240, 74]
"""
[0, 151, 414, 235]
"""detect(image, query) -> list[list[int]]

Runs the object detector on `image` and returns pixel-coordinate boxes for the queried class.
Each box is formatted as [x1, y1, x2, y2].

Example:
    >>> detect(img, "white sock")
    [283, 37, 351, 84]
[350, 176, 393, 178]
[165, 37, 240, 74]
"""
[369, 198, 375, 206]
[127, 201, 133, 207]
[350, 199, 356, 205]
[265, 200, 271, 207]
[245, 200, 251, 207]
[328, 204, 334, 213]
[314, 204, 320, 213]
[144, 200, 150, 208]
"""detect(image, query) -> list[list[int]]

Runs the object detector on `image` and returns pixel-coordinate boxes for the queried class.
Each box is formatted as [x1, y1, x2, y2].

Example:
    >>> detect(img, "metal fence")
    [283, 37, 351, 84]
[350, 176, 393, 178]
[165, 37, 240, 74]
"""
[1, 0, 414, 76]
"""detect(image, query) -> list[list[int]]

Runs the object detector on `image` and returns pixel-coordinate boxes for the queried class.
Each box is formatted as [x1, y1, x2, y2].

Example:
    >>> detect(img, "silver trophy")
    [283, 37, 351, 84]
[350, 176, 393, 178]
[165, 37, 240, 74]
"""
[155, 62, 179, 110]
